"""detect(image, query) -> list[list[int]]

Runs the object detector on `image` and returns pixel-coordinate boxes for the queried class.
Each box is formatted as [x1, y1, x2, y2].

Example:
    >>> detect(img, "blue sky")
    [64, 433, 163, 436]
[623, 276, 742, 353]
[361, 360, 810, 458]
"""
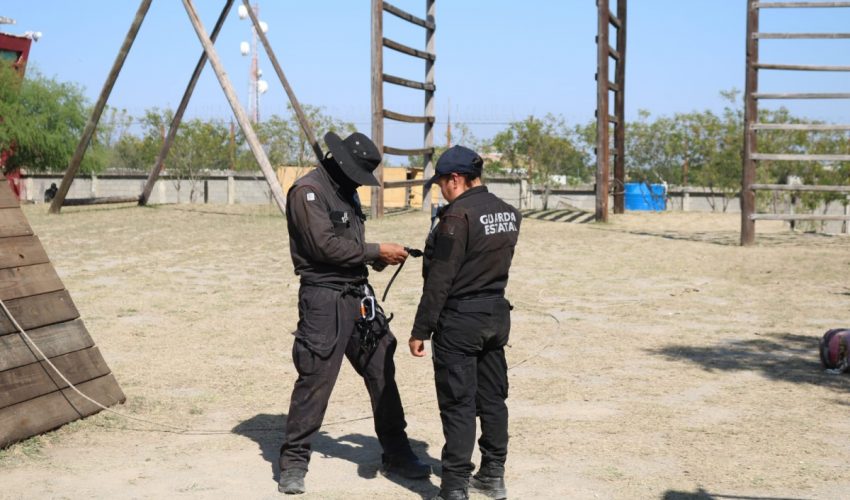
[3, 1, 849, 158]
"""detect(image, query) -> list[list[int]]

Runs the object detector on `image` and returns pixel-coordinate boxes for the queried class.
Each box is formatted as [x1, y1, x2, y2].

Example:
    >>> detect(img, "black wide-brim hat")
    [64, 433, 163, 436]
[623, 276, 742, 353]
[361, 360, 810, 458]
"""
[325, 131, 381, 187]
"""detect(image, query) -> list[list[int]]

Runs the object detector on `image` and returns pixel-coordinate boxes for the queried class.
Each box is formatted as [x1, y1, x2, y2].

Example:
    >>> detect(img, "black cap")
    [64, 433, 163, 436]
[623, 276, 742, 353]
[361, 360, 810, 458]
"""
[423, 145, 483, 190]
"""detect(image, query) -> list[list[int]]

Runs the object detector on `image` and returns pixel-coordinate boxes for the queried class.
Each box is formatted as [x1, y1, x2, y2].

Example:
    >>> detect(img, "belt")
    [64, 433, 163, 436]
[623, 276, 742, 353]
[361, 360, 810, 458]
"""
[301, 279, 369, 297]
[444, 295, 506, 313]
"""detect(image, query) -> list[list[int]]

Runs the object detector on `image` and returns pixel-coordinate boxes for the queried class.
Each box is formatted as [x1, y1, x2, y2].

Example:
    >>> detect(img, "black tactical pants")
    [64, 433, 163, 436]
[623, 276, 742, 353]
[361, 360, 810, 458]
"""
[280, 285, 411, 471]
[432, 298, 511, 491]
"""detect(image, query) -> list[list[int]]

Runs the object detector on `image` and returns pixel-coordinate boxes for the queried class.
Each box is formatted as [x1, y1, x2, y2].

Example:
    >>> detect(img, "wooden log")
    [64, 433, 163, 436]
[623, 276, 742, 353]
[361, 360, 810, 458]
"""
[750, 213, 850, 221]
[382, 73, 435, 91]
[383, 146, 434, 156]
[751, 153, 850, 161]
[608, 46, 621, 61]
[383, 109, 435, 123]
[608, 10, 622, 29]
[0, 373, 125, 448]
[0, 235, 50, 270]
[422, 0, 436, 215]
[371, 0, 385, 219]
[755, 63, 850, 71]
[383, 37, 434, 61]
[0, 290, 79, 336]
[595, 0, 611, 222]
[0, 179, 19, 209]
[62, 196, 140, 206]
[383, 1, 435, 29]
[608, 81, 620, 92]
[613, 0, 627, 215]
[754, 32, 850, 39]
[753, 92, 850, 99]
[384, 179, 425, 189]
[0, 263, 65, 301]
[741, 0, 759, 246]
[0, 347, 111, 410]
[0, 208, 34, 238]
[0, 319, 93, 372]
[49, 0, 153, 214]
[757, 1, 850, 7]
[750, 183, 850, 192]
[751, 123, 850, 130]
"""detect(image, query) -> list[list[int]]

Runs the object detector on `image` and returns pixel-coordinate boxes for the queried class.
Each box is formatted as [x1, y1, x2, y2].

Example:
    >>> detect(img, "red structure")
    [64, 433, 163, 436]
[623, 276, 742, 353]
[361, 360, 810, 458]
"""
[0, 31, 34, 199]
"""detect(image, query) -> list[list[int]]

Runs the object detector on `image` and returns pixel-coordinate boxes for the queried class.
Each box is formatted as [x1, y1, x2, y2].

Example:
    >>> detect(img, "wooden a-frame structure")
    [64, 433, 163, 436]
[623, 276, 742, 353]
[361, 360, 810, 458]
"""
[48, 0, 325, 215]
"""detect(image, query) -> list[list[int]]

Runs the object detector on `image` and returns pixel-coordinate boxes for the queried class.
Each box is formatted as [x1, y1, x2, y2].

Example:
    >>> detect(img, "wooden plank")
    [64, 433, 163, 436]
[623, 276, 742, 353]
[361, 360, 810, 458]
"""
[0, 208, 34, 238]
[0, 262, 65, 301]
[383, 1, 434, 29]
[613, 0, 627, 215]
[384, 179, 425, 189]
[0, 179, 19, 209]
[383, 146, 434, 156]
[0, 290, 79, 336]
[383, 37, 434, 61]
[0, 347, 111, 410]
[383, 109, 434, 123]
[750, 213, 850, 221]
[754, 32, 850, 39]
[753, 92, 850, 99]
[371, 0, 385, 219]
[382, 73, 435, 91]
[422, 0, 436, 215]
[0, 235, 50, 270]
[751, 123, 850, 130]
[596, 0, 611, 222]
[0, 319, 93, 372]
[757, 1, 850, 7]
[755, 63, 850, 71]
[741, 0, 759, 245]
[63, 196, 139, 206]
[751, 153, 850, 161]
[750, 183, 850, 192]
[0, 373, 125, 448]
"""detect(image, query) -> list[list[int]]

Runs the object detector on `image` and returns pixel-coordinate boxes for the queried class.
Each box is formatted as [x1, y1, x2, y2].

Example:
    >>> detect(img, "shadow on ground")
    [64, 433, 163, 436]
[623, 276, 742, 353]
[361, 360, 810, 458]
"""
[649, 332, 850, 392]
[663, 487, 813, 500]
[232, 413, 439, 498]
[600, 227, 848, 248]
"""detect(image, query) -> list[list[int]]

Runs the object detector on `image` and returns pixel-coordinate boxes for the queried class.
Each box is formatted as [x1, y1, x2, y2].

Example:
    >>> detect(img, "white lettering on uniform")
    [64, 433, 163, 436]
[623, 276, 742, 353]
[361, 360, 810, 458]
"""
[480, 211, 518, 235]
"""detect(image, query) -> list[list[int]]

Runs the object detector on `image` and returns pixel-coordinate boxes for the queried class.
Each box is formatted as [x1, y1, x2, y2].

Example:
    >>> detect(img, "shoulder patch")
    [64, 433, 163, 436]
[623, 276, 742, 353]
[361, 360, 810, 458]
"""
[306, 192, 316, 201]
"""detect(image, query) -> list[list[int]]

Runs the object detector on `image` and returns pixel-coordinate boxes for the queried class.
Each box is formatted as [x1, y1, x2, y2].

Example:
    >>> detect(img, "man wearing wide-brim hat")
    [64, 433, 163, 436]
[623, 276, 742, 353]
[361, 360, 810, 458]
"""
[278, 131, 431, 494]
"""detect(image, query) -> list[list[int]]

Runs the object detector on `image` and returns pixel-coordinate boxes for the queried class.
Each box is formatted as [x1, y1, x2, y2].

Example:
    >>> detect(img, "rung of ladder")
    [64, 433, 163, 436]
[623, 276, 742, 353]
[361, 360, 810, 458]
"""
[754, 32, 850, 39]
[751, 153, 850, 161]
[750, 123, 850, 131]
[753, 92, 850, 99]
[750, 183, 850, 193]
[756, 2, 850, 8]
[608, 46, 621, 61]
[383, 146, 435, 156]
[608, 11, 622, 29]
[383, 2, 434, 30]
[383, 109, 434, 123]
[383, 38, 435, 61]
[755, 63, 850, 71]
[383, 73, 435, 91]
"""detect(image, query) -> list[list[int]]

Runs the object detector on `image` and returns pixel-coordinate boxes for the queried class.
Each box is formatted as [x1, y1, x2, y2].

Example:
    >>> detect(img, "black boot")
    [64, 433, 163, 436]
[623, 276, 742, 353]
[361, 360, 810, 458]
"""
[469, 472, 507, 499]
[381, 452, 431, 479]
[432, 488, 469, 500]
[278, 468, 306, 495]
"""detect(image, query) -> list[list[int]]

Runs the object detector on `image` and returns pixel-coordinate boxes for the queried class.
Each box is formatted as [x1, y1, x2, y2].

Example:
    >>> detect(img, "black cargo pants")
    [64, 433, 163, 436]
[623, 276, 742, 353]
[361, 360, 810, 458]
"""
[432, 297, 511, 491]
[280, 284, 411, 471]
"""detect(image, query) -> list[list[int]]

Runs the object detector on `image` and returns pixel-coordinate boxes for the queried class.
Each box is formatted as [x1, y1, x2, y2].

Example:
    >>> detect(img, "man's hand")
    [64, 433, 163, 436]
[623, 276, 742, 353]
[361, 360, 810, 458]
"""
[409, 336, 427, 357]
[379, 243, 409, 266]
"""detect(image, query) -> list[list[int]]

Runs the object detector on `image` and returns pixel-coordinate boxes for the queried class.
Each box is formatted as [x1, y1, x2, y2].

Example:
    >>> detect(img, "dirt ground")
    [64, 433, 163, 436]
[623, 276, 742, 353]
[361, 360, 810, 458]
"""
[2, 203, 849, 499]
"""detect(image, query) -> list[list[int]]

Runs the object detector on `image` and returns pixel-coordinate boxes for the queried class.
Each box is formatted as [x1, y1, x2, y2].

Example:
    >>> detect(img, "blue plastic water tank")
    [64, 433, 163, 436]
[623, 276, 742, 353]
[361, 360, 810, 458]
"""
[624, 183, 666, 211]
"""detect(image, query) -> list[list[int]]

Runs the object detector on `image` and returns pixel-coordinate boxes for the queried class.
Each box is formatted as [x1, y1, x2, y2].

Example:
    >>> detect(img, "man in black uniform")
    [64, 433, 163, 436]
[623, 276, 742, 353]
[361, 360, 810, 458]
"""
[280, 131, 430, 494]
[409, 146, 521, 500]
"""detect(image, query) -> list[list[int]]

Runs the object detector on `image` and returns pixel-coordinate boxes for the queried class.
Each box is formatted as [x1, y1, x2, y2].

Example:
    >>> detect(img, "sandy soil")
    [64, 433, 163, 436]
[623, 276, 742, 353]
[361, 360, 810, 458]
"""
[1, 203, 849, 500]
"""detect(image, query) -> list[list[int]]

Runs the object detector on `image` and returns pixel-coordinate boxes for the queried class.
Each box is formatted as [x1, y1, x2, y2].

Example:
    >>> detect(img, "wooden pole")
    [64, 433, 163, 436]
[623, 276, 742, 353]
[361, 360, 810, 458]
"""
[371, 0, 385, 218]
[139, 0, 233, 206]
[595, 0, 610, 222]
[613, 0, 627, 214]
[422, 0, 436, 214]
[741, 0, 759, 245]
[242, 0, 323, 163]
[181, 0, 287, 215]
[49, 0, 153, 214]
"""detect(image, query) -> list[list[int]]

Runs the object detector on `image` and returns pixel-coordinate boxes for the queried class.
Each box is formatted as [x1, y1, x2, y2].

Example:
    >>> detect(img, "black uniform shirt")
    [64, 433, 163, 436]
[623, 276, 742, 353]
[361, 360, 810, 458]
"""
[285, 161, 380, 284]
[411, 186, 521, 340]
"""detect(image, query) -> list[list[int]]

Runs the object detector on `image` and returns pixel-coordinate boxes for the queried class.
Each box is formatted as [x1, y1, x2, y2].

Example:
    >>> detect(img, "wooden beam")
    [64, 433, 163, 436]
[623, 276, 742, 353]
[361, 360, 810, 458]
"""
[753, 92, 850, 99]
[0, 208, 34, 238]
[382, 73, 435, 91]
[0, 179, 19, 208]
[742, 0, 759, 245]
[422, 0, 436, 215]
[754, 32, 850, 39]
[383, 1, 435, 29]
[613, 0, 627, 215]
[608, 11, 622, 29]
[0, 319, 94, 372]
[383, 37, 435, 61]
[756, 1, 850, 7]
[371, 0, 384, 219]
[384, 179, 426, 189]
[0, 374, 125, 448]
[140, 0, 233, 206]
[182, 0, 287, 216]
[755, 63, 850, 71]
[383, 109, 435, 123]
[0, 290, 79, 336]
[751, 153, 850, 161]
[596, 1, 611, 222]
[0, 235, 49, 270]
[750, 213, 850, 221]
[608, 81, 620, 92]
[608, 46, 621, 61]
[384, 146, 435, 156]
[751, 183, 850, 192]
[0, 347, 110, 410]
[751, 123, 850, 130]
[63, 196, 140, 206]
[0, 263, 65, 301]
[49, 0, 153, 214]
[244, 0, 323, 163]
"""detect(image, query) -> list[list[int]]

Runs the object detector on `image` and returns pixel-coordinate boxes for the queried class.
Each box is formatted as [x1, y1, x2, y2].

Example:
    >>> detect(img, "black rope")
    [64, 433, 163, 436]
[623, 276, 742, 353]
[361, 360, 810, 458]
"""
[381, 247, 423, 302]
